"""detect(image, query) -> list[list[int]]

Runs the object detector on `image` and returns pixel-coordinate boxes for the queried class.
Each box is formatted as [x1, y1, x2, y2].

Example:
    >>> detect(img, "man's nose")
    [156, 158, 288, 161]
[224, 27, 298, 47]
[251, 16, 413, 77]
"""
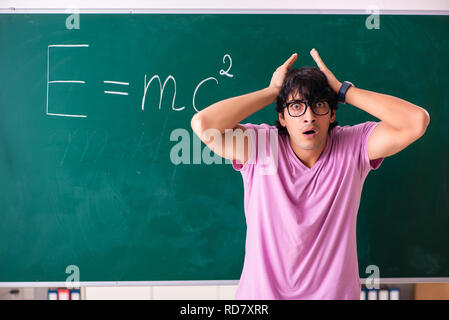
[302, 105, 317, 123]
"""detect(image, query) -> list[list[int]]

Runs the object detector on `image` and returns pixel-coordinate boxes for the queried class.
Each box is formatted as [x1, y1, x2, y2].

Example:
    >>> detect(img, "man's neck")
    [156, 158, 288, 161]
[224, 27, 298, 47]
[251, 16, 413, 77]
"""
[288, 135, 328, 169]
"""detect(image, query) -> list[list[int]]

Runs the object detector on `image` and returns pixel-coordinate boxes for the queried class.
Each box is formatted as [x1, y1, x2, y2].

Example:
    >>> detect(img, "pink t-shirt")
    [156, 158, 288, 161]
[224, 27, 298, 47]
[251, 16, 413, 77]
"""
[231, 121, 384, 300]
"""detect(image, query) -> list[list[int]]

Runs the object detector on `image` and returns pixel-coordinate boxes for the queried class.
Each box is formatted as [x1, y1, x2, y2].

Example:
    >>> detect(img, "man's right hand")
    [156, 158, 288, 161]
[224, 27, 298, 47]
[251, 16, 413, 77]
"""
[192, 53, 298, 166]
[268, 52, 298, 96]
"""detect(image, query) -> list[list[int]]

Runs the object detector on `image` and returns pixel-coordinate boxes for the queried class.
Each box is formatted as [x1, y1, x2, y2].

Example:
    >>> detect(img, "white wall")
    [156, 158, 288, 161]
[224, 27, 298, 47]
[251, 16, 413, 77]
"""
[84, 285, 237, 300]
[1, 0, 449, 11]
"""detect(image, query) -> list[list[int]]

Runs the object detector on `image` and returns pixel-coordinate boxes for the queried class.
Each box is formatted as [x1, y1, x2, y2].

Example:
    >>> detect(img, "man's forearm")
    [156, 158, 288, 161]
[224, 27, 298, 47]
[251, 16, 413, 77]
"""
[345, 86, 430, 134]
[192, 86, 278, 134]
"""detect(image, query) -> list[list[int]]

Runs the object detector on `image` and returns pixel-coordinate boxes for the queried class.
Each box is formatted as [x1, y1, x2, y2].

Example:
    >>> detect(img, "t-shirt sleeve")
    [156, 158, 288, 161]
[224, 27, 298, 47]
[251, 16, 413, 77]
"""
[231, 123, 273, 174]
[231, 123, 258, 173]
[349, 121, 384, 176]
[356, 121, 384, 173]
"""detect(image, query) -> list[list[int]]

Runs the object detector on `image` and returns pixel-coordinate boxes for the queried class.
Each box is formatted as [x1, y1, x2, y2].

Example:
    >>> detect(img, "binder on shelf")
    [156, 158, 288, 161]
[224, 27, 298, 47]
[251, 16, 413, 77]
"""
[367, 289, 378, 300]
[360, 288, 367, 300]
[378, 289, 389, 300]
[57, 289, 70, 300]
[47, 290, 58, 300]
[70, 289, 81, 300]
[389, 288, 400, 300]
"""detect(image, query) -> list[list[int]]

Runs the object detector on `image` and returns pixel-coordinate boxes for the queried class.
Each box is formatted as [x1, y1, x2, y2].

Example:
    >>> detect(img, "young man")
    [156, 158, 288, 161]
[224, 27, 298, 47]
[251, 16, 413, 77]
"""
[190, 49, 430, 299]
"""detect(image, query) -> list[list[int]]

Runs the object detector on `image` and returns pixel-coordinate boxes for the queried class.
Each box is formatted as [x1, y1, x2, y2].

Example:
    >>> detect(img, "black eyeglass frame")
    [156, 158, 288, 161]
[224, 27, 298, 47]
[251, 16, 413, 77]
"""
[282, 99, 330, 117]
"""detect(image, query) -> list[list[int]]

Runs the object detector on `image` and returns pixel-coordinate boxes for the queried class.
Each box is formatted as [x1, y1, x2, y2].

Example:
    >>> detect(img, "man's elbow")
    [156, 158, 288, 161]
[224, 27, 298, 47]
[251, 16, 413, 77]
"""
[414, 108, 430, 138]
[191, 113, 202, 136]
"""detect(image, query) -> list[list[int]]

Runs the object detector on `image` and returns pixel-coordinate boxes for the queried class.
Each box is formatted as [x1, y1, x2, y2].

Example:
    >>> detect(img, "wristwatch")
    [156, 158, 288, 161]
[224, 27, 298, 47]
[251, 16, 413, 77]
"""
[337, 81, 354, 104]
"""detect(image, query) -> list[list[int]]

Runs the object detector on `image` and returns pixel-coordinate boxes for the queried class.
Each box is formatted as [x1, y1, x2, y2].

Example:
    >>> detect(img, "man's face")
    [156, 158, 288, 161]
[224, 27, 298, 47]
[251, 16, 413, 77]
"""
[278, 91, 335, 151]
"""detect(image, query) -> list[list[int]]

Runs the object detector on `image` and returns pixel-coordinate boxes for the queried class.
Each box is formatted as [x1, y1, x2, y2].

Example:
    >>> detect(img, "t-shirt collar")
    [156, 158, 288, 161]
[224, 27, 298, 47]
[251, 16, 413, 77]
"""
[284, 130, 332, 172]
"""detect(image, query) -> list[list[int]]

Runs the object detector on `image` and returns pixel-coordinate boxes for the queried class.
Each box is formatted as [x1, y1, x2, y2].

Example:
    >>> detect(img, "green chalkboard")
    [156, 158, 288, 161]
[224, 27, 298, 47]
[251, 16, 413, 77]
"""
[0, 13, 448, 283]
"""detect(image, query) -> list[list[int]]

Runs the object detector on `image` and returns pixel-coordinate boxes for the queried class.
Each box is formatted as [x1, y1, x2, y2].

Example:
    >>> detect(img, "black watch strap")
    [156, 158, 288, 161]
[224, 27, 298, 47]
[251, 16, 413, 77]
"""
[337, 81, 354, 104]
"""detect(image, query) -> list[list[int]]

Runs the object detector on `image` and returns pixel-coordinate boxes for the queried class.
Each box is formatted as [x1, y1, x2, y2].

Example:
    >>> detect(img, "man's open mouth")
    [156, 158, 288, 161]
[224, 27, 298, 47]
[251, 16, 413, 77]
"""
[302, 128, 318, 136]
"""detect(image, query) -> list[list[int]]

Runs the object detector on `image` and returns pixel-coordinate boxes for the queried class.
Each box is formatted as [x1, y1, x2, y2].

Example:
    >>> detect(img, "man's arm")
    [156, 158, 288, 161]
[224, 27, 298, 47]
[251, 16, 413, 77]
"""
[191, 53, 298, 165]
[310, 48, 430, 160]
[190, 87, 277, 164]
[345, 87, 430, 160]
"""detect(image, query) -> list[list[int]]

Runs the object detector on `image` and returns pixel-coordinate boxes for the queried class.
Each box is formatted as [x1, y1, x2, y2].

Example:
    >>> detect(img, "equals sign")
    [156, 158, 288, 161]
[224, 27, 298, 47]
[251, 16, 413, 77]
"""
[103, 80, 129, 95]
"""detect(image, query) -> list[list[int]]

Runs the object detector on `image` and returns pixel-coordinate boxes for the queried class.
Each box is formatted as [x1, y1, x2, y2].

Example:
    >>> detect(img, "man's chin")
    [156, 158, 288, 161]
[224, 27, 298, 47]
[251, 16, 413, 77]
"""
[289, 133, 322, 150]
[294, 140, 318, 151]
[296, 136, 323, 150]
[299, 143, 319, 151]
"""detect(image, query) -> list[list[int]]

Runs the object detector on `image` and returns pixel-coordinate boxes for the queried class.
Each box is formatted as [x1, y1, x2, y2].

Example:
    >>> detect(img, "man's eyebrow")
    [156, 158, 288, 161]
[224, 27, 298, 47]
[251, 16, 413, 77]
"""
[288, 94, 303, 100]
[293, 95, 304, 100]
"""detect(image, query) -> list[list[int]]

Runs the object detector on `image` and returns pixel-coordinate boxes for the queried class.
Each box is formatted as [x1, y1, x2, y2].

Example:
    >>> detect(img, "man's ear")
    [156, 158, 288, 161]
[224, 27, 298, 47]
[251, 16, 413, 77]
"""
[278, 111, 286, 127]
[330, 109, 336, 123]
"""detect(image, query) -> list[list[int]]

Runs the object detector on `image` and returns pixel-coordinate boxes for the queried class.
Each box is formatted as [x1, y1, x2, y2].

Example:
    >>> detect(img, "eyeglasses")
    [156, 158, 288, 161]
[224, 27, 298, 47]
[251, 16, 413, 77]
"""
[283, 99, 330, 117]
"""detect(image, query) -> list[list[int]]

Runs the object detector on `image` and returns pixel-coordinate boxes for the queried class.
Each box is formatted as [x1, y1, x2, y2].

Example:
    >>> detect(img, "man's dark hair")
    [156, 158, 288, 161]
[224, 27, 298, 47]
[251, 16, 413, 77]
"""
[274, 66, 339, 136]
